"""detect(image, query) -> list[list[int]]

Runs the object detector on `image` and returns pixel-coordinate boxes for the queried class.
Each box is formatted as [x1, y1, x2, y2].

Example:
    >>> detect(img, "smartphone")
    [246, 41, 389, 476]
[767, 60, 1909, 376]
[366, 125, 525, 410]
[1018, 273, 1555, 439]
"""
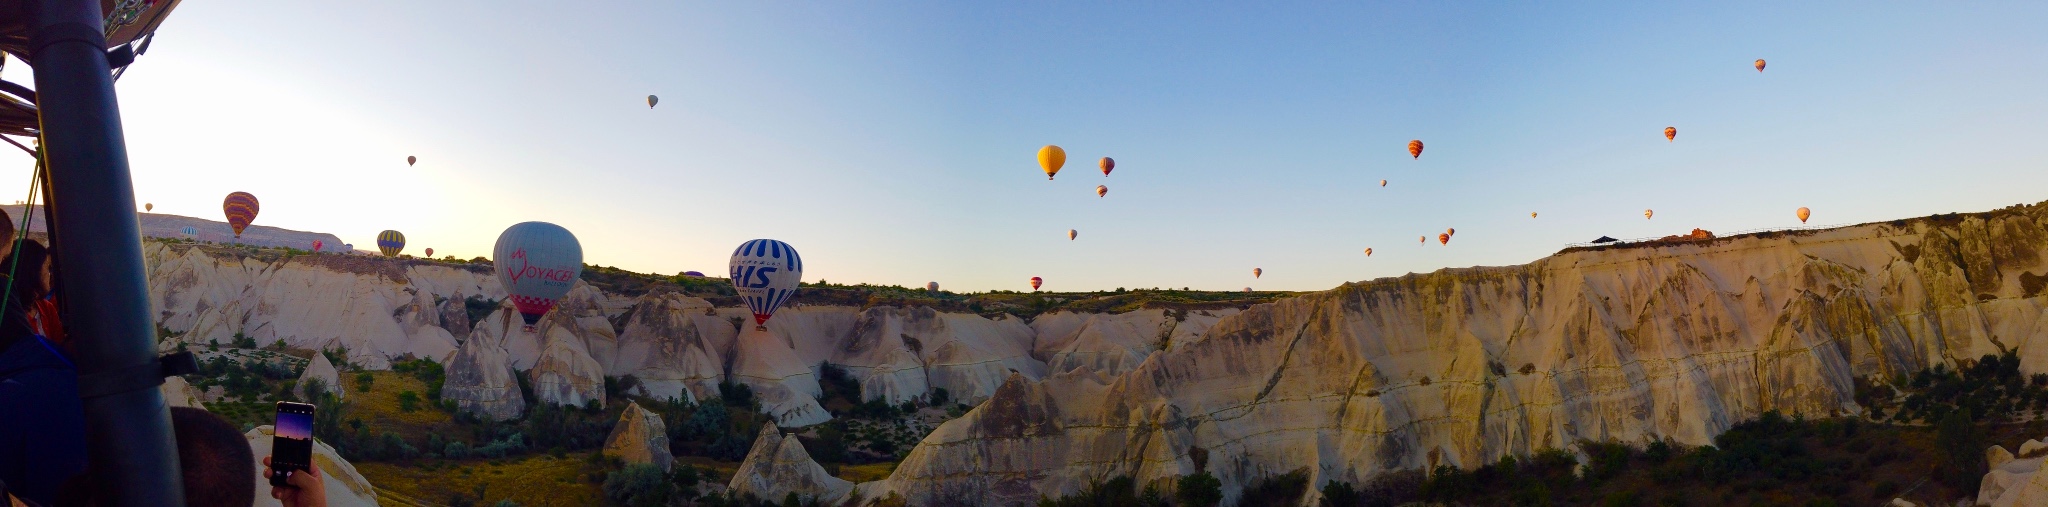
[269, 401, 316, 488]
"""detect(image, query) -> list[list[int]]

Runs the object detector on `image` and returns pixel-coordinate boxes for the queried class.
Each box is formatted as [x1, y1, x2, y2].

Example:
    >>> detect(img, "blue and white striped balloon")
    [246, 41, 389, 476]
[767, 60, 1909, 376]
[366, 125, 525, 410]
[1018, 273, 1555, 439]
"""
[728, 239, 802, 330]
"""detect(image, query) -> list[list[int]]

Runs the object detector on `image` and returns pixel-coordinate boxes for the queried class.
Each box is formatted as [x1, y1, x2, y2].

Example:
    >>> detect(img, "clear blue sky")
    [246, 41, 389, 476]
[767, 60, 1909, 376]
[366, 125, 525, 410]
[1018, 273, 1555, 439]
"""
[7, 1, 2048, 292]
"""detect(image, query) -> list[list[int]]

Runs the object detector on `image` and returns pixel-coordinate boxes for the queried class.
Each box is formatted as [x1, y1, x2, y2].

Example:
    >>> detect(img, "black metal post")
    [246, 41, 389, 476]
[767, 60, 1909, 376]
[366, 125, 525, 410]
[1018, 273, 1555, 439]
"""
[26, 0, 183, 504]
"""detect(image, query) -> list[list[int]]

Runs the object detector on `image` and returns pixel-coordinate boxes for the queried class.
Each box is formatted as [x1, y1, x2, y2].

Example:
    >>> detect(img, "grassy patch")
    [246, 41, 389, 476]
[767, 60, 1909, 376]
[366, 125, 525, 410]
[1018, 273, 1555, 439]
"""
[355, 452, 603, 506]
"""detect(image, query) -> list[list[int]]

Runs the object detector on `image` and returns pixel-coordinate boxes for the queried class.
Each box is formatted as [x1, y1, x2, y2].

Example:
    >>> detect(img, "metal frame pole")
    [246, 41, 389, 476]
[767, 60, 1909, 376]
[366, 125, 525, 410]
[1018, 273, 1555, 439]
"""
[25, 0, 183, 504]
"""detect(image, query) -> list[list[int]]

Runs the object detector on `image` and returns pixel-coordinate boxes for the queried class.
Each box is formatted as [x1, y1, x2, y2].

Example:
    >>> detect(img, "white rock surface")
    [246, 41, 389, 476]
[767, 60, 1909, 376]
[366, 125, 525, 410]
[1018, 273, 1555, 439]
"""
[837, 307, 1043, 406]
[293, 353, 343, 402]
[731, 327, 829, 426]
[442, 325, 526, 421]
[530, 314, 608, 409]
[615, 292, 733, 403]
[246, 425, 379, 507]
[162, 376, 205, 408]
[728, 424, 852, 504]
[604, 402, 674, 471]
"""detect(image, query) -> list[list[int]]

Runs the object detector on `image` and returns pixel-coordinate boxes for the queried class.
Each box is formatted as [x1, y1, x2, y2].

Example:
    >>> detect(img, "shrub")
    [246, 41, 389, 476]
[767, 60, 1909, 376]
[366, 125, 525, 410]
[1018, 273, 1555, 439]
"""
[397, 391, 420, 412]
[1238, 469, 1309, 506]
[1175, 472, 1222, 507]
[355, 371, 374, 392]
[603, 464, 670, 507]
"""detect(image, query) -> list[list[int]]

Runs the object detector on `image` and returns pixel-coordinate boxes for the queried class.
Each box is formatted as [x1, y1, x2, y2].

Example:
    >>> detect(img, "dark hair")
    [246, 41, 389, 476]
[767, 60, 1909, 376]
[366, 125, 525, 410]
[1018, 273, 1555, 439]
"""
[0, 207, 13, 244]
[170, 407, 256, 507]
[0, 239, 43, 352]
[55, 408, 259, 507]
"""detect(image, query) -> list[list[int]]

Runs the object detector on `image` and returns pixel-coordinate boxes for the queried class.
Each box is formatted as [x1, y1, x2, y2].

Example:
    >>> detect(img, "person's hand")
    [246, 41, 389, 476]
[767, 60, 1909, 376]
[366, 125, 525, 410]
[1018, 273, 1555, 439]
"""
[263, 456, 327, 507]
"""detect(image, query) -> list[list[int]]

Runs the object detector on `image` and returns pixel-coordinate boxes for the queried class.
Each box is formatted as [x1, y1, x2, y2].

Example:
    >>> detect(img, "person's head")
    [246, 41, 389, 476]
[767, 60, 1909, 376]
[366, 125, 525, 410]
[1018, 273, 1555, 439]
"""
[8, 240, 46, 303]
[55, 407, 258, 506]
[0, 240, 42, 351]
[0, 207, 15, 259]
[170, 407, 257, 507]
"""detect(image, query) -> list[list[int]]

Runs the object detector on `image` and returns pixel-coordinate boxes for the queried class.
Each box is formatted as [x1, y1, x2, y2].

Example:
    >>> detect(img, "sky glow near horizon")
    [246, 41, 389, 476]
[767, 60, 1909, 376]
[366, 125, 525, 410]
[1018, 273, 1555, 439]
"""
[6, 2, 2048, 292]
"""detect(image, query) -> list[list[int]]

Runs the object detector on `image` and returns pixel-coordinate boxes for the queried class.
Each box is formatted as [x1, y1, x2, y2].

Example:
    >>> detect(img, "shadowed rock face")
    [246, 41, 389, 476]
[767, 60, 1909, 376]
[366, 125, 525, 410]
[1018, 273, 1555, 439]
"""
[728, 425, 852, 504]
[443, 323, 526, 421]
[864, 208, 2048, 506]
[605, 402, 675, 471]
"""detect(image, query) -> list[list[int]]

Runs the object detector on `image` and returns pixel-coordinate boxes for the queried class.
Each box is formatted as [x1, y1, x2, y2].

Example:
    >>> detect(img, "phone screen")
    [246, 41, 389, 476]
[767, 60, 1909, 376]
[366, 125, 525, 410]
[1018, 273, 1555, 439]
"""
[271, 402, 315, 480]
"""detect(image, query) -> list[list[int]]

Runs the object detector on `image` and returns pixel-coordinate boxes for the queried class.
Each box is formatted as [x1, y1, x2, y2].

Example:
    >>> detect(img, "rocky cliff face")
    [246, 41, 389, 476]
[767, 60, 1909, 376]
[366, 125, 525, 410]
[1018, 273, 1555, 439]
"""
[605, 402, 675, 471]
[728, 425, 852, 504]
[857, 207, 2048, 506]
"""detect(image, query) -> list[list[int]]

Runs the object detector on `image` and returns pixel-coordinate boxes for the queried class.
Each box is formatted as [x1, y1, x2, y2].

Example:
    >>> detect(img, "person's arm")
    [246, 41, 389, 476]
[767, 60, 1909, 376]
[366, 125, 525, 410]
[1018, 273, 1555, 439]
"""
[262, 456, 327, 507]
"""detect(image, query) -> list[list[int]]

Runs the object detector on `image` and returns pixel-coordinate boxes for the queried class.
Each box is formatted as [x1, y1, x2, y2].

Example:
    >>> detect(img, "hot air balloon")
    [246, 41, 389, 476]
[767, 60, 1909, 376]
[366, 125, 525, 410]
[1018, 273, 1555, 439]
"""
[311, 240, 322, 252]
[144, 203, 152, 212]
[1420, 235, 1426, 245]
[1754, 59, 1766, 72]
[1380, 180, 1387, 187]
[425, 247, 434, 258]
[1038, 145, 1066, 180]
[1797, 207, 1811, 223]
[730, 239, 803, 330]
[1253, 268, 1262, 278]
[1364, 248, 1373, 257]
[1531, 212, 1538, 218]
[1665, 126, 1676, 142]
[494, 221, 584, 331]
[1096, 185, 1107, 198]
[222, 192, 259, 238]
[1030, 276, 1042, 291]
[1100, 157, 1114, 176]
[1069, 229, 1077, 240]
[1644, 209, 1654, 220]
[1243, 287, 1252, 294]
[1439, 233, 1450, 245]
[1408, 140, 1424, 159]
[648, 95, 659, 108]
[180, 226, 197, 238]
[1446, 227, 1455, 237]
[682, 271, 705, 277]
[407, 156, 416, 166]
[927, 281, 939, 292]
[377, 230, 406, 257]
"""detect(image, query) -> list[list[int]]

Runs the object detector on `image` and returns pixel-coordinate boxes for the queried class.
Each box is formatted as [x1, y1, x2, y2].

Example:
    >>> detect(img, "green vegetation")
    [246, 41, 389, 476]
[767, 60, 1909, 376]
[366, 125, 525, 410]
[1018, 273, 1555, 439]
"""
[1036, 476, 1167, 507]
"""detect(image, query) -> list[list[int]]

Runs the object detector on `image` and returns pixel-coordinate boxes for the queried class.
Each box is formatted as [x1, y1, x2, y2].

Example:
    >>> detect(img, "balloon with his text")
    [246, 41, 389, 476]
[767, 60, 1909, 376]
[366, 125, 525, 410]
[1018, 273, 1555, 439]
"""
[494, 221, 584, 331]
[729, 239, 803, 331]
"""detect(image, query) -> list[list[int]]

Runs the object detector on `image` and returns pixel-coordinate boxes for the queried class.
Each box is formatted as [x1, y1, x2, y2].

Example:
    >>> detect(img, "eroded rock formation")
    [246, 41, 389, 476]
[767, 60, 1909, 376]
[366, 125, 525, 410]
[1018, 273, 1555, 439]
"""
[728, 424, 852, 503]
[604, 402, 674, 471]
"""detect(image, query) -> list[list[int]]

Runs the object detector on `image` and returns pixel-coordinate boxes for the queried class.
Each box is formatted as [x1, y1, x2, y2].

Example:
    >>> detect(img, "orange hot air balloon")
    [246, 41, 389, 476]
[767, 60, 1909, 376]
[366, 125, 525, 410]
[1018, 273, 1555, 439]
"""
[1364, 248, 1373, 256]
[1664, 126, 1676, 142]
[1439, 233, 1450, 245]
[425, 247, 434, 258]
[1531, 212, 1538, 218]
[1408, 140, 1424, 159]
[1797, 207, 1811, 223]
[1755, 59, 1766, 72]
[1068, 229, 1077, 240]
[1380, 179, 1387, 187]
[1644, 209, 1654, 220]
[1096, 185, 1107, 198]
[222, 191, 259, 238]
[407, 156, 417, 166]
[1030, 276, 1043, 291]
[1253, 268, 1262, 278]
[1446, 227, 1455, 237]
[1100, 157, 1114, 176]
[1038, 145, 1066, 180]
[144, 203, 152, 212]
[1420, 235, 1426, 245]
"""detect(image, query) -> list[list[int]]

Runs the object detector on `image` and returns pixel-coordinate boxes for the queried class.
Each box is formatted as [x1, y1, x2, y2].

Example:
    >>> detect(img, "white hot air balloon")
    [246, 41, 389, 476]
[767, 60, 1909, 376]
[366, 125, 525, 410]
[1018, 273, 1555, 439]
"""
[730, 239, 804, 331]
[493, 222, 585, 331]
[927, 281, 939, 292]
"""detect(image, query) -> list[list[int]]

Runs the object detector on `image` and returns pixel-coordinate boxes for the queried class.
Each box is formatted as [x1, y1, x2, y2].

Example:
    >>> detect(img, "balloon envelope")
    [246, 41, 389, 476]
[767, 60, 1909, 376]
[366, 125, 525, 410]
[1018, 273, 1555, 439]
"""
[180, 226, 197, 237]
[1253, 268, 1262, 278]
[144, 203, 152, 212]
[1798, 207, 1811, 223]
[1100, 157, 1114, 176]
[682, 271, 704, 277]
[1380, 180, 1387, 187]
[1068, 229, 1076, 240]
[407, 156, 416, 166]
[1755, 59, 1766, 72]
[648, 95, 659, 108]
[1446, 227, 1455, 237]
[1038, 145, 1066, 180]
[1531, 212, 1538, 218]
[495, 222, 584, 329]
[730, 239, 803, 329]
[377, 230, 406, 257]
[1664, 127, 1676, 142]
[1096, 185, 1107, 198]
[311, 240, 322, 252]
[1645, 209, 1654, 219]
[222, 192, 259, 238]
[1364, 248, 1372, 256]
[1029, 276, 1042, 291]
[927, 281, 939, 292]
[1408, 140, 1424, 159]
[425, 248, 434, 258]
[1439, 233, 1450, 245]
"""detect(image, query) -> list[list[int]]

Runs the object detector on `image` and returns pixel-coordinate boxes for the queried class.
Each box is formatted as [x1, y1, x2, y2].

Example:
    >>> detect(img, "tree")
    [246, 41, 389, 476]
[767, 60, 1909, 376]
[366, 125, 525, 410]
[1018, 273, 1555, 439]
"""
[397, 391, 420, 412]
[1176, 473, 1222, 507]
[603, 464, 670, 507]
[1938, 407, 1987, 491]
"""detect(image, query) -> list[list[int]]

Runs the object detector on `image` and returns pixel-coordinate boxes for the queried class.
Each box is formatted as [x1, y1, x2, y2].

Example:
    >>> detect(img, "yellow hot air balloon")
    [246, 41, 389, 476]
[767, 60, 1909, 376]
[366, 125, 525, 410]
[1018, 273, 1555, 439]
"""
[1408, 140, 1424, 159]
[1038, 145, 1066, 180]
[1380, 179, 1387, 187]
[1100, 157, 1114, 176]
[1364, 248, 1373, 257]
[1068, 229, 1077, 240]
[1531, 212, 1538, 218]
[144, 203, 152, 212]
[1754, 59, 1766, 72]
[1096, 185, 1107, 198]
[1797, 207, 1811, 223]
[1664, 126, 1676, 142]
[1644, 209, 1654, 220]
[1446, 227, 1455, 237]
